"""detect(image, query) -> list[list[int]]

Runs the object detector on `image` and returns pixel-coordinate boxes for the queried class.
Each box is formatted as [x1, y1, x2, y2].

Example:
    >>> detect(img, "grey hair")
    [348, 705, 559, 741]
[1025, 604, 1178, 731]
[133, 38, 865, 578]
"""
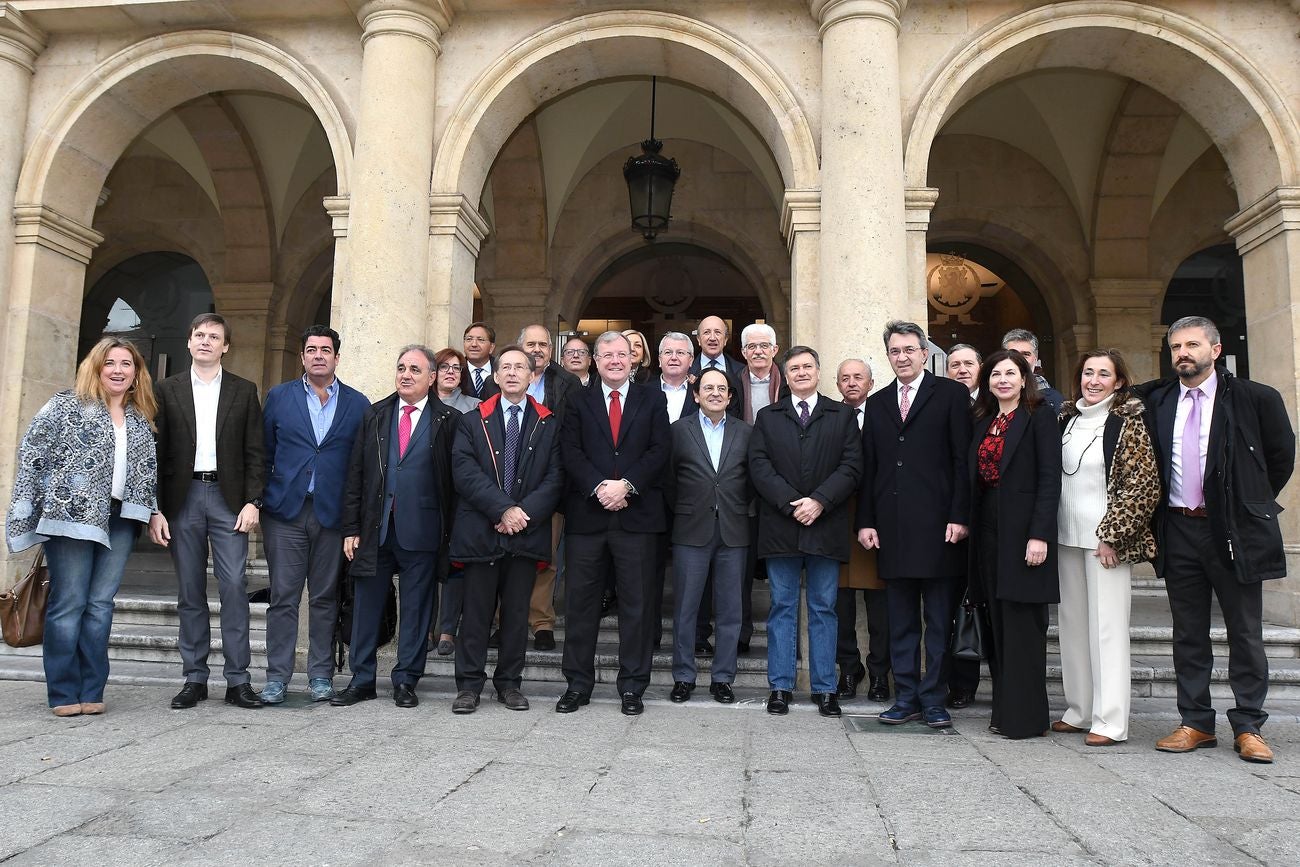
[396, 343, 437, 368]
[837, 357, 873, 380]
[658, 331, 695, 357]
[882, 320, 927, 350]
[1167, 316, 1221, 345]
[517, 324, 554, 347]
[1000, 328, 1039, 354]
[740, 322, 777, 346]
[948, 343, 982, 363]
[594, 330, 631, 353]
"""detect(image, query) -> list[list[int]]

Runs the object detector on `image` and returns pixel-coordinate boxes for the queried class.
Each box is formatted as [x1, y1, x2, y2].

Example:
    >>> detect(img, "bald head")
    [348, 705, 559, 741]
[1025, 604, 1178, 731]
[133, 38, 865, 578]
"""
[836, 358, 873, 407]
[698, 315, 728, 361]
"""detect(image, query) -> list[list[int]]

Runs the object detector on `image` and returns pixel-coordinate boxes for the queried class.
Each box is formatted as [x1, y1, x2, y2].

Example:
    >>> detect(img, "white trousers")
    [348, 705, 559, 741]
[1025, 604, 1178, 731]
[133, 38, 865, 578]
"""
[1057, 545, 1131, 741]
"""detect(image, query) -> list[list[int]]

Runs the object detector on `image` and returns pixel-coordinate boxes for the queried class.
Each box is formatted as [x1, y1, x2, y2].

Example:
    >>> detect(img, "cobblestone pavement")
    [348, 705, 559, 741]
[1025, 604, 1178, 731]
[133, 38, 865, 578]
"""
[0, 681, 1298, 865]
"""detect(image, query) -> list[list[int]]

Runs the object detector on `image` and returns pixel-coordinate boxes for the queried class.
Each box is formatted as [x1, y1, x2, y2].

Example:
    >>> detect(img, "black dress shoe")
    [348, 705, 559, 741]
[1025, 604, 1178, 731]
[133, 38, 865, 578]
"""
[767, 690, 792, 715]
[533, 629, 556, 651]
[620, 692, 644, 715]
[866, 676, 890, 703]
[813, 692, 842, 717]
[487, 629, 501, 649]
[946, 687, 976, 709]
[393, 683, 418, 708]
[695, 639, 714, 656]
[555, 690, 590, 713]
[224, 684, 262, 709]
[452, 689, 479, 714]
[709, 682, 735, 704]
[330, 684, 378, 707]
[837, 664, 866, 699]
[496, 689, 529, 711]
[669, 681, 694, 703]
[170, 682, 207, 709]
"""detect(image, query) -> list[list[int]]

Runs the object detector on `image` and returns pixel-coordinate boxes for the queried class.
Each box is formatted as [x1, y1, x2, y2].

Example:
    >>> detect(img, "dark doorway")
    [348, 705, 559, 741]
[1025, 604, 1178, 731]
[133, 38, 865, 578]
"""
[1161, 244, 1247, 379]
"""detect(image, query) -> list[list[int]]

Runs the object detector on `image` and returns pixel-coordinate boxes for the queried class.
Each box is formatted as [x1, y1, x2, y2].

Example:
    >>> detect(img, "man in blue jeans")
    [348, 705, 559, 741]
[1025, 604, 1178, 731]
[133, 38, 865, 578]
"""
[749, 346, 863, 717]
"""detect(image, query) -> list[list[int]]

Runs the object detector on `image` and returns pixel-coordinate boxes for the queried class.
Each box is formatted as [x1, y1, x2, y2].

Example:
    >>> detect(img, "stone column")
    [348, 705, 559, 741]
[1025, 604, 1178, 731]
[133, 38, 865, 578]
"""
[337, 0, 449, 400]
[427, 192, 489, 351]
[811, 0, 910, 362]
[781, 189, 821, 348]
[0, 6, 42, 324]
[1089, 278, 1163, 383]
[211, 281, 276, 391]
[1225, 186, 1300, 627]
[905, 187, 939, 323]
[479, 277, 554, 348]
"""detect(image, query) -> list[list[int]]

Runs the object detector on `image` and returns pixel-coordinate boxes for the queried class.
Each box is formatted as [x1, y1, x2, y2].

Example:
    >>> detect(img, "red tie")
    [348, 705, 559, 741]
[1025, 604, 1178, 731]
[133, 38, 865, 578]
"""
[398, 405, 416, 458]
[608, 390, 622, 443]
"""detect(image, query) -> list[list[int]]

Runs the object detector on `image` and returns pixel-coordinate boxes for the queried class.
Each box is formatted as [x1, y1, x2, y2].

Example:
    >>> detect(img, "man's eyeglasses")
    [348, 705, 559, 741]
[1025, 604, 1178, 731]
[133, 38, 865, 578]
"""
[659, 349, 692, 358]
[562, 348, 589, 358]
[595, 351, 631, 361]
[743, 342, 773, 352]
[887, 346, 923, 358]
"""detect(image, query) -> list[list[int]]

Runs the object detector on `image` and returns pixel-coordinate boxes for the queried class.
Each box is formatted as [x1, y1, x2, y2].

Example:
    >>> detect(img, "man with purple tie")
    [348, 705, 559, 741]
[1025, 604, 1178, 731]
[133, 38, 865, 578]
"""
[1142, 316, 1293, 763]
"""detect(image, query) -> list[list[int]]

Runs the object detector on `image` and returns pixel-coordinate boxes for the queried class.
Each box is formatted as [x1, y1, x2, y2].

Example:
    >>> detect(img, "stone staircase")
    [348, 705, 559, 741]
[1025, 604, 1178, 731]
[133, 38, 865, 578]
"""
[2, 556, 1299, 700]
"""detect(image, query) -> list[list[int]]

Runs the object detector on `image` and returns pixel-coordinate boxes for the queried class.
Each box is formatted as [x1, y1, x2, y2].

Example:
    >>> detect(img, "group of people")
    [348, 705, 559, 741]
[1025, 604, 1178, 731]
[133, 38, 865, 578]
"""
[4, 310, 1294, 764]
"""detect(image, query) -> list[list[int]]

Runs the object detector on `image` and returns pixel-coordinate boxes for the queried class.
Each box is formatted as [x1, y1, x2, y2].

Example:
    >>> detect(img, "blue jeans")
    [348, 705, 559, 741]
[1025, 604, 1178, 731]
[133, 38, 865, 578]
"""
[765, 555, 840, 693]
[41, 506, 137, 707]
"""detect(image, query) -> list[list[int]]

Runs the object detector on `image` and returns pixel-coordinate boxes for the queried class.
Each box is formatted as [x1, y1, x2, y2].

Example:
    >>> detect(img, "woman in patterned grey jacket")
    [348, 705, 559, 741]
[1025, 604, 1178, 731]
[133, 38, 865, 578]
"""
[6, 337, 159, 716]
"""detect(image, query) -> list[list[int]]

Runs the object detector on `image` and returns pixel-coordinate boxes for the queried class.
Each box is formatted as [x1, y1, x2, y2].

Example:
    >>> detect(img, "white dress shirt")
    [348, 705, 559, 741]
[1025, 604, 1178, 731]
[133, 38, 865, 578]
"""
[1170, 371, 1218, 508]
[897, 369, 926, 411]
[661, 376, 690, 422]
[399, 394, 430, 430]
[601, 379, 630, 414]
[790, 392, 819, 414]
[111, 419, 128, 500]
[191, 367, 223, 472]
[847, 402, 865, 431]
[469, 360, 492, 388]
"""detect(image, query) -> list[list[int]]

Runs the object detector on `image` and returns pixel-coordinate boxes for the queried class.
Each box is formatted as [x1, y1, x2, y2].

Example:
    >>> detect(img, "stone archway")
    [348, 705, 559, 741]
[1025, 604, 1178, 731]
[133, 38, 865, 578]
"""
[426, 10, 819, 348]
[0, 30, 355, 513]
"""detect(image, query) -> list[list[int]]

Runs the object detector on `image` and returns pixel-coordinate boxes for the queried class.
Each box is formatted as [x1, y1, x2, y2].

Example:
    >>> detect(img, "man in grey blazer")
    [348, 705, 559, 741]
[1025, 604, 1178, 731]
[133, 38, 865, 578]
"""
[668, 368, 752, 704]
[149, 313, 265, 710]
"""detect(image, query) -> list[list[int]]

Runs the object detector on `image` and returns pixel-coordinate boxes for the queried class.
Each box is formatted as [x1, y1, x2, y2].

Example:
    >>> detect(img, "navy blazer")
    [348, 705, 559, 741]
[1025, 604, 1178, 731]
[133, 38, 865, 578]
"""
[561, 379, 670, 534]
[262, 377, 369, 529]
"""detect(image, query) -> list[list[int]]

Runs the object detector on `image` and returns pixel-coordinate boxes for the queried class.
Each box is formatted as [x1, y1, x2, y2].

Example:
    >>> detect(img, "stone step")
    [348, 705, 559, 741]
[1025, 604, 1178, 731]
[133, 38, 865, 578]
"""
[111, 595, 269, 628]
[4, 649, 1300, 701]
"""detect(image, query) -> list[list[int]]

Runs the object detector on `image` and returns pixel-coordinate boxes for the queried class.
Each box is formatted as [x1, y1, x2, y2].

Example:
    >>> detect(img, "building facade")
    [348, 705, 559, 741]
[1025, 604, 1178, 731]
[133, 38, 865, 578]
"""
[1, 0, 1298, 621]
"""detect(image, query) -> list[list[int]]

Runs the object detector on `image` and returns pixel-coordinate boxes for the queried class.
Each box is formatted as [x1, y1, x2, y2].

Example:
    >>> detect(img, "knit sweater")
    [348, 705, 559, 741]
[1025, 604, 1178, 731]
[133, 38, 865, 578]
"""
[1058, 394, 1113, 548]
[6, 390, 158, 552]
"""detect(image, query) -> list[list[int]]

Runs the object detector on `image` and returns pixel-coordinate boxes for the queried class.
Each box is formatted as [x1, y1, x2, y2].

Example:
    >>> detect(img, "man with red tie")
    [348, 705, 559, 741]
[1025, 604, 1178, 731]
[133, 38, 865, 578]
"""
[557, 331, 670, 715]
[335, 345, 458, 709]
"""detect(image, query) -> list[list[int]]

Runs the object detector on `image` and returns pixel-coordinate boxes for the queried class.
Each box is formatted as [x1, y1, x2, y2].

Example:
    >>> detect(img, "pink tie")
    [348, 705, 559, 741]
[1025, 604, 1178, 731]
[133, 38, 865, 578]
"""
[899, 384, 911, 422]
[398, 405, 416, 458]
[1181, 388, 1204, 508]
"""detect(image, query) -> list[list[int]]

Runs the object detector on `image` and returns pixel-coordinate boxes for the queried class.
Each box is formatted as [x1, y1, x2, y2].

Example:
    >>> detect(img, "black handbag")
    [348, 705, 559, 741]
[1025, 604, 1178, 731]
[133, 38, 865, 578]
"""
[950, 597, 989, 662]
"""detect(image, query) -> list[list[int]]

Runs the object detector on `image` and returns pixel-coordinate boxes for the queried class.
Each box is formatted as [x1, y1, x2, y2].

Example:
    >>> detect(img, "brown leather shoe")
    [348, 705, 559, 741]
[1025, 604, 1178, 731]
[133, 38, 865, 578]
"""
[79, 702, 106, 715]
[51, 704, 82, 717]
[1155, 725, 1217, 752]
[1234, 732, 1274, 764]
[1051, 720, 1086, 734]
[1085, 733, 1118, 746]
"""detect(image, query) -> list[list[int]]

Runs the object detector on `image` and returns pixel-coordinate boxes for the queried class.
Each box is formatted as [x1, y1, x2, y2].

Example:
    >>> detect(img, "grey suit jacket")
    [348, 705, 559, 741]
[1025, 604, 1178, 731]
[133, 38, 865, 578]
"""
[669, 412, 753, 548]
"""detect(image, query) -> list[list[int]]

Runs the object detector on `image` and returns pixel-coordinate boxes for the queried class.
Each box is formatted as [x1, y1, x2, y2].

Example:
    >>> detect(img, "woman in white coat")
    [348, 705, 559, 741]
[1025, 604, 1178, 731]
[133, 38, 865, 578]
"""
[1054, 349, 1160, 745]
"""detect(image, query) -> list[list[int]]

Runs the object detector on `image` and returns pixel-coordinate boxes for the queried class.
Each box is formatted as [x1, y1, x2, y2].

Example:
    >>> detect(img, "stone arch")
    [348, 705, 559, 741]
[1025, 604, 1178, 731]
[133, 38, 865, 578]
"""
[16, 30, 352, 225]
[904, 1, 1300, 206]
[555, 218, 789, 342]
[431, 10, 818, 206]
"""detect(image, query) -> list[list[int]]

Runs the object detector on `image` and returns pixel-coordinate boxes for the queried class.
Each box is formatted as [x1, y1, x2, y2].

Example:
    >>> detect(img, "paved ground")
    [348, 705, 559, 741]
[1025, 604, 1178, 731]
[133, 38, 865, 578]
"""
[1, 681, 1298, 866]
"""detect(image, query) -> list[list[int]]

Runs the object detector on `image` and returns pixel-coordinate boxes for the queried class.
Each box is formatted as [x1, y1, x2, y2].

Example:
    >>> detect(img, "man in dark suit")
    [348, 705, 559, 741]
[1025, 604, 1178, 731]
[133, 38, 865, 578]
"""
[1143, 316, 1294, 763]
[460, 321, 499, 400]
[668, 367, 752, 705]
[519, 323, 582, 650]
[560, 335, 594, 388]
[148, 313, 265, 710]
[558, 331, 670, 715]
[1002, 329, 1063, 413]
[449, 345, 564, 714]
[750, 346, 863, 718]
[858, 320, 972, 729]
[689, 315, 746, 382]
[335, 344, 458, 709]
[258, 325, 369, 705]
[834, 358, 890, 704]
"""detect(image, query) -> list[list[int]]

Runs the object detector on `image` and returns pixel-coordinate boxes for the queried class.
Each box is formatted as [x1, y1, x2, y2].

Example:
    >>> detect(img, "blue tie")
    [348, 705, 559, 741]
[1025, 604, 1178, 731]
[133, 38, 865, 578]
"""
[503, 405, 521, 497]
[473, 367, 485, 396]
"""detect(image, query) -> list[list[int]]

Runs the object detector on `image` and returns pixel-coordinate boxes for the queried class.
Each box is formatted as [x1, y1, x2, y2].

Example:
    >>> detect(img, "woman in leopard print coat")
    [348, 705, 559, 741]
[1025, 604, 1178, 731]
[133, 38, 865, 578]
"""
[1054, 349, 1160, 746]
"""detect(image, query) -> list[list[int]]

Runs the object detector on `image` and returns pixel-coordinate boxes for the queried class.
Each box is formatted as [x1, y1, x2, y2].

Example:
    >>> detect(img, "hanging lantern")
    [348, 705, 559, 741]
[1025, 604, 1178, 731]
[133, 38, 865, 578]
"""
[623, 76, 680, 242]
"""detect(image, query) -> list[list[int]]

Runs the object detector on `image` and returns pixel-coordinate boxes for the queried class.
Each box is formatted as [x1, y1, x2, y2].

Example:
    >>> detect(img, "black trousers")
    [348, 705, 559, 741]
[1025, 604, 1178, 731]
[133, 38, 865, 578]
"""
[563, 530, 657, 696]
[455, 556, 535, 695]
[836, 587, 890, 678]
[1163, 512, 1269, 734]
[350, 521, 437, 690]
[978, 496, 1049, 738]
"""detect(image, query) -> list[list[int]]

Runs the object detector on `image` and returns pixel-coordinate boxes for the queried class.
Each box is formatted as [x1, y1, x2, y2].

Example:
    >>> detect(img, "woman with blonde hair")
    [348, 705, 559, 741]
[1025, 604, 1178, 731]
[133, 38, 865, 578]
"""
[622, 328, 652, 384]
[6, 337, 159, 717]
